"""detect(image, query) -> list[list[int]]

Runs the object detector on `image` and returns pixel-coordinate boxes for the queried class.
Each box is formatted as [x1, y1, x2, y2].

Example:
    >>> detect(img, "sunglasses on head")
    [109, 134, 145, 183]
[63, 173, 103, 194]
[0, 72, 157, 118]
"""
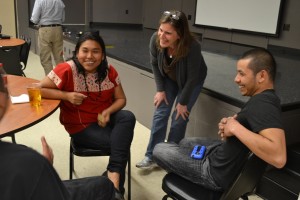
[163, 11, 180, 20]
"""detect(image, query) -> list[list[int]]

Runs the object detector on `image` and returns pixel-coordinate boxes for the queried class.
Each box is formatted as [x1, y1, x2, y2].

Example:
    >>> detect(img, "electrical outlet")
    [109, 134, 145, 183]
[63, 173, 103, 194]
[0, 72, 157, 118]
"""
[283, 24, 290, 31]
[188, 15, 192, 20]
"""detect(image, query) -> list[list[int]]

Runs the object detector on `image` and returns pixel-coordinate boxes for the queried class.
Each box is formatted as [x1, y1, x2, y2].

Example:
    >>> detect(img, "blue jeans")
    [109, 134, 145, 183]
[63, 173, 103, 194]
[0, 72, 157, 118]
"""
[153, 137, 223, 191]
[145, 78, 204, 159]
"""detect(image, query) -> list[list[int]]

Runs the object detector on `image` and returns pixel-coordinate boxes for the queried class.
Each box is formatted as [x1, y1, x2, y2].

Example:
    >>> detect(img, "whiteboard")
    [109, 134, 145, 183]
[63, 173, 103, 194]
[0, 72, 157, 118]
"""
[195, 0, 284, 36]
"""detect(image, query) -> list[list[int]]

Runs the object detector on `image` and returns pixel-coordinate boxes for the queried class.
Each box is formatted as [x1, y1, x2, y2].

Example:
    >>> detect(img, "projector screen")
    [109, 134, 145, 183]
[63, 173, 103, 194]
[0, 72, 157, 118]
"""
[195, 0, 284, 37]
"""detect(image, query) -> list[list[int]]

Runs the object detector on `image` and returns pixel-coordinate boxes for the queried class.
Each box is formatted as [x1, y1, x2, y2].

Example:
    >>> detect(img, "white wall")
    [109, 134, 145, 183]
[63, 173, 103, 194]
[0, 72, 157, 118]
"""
[13, 0, 300, 50]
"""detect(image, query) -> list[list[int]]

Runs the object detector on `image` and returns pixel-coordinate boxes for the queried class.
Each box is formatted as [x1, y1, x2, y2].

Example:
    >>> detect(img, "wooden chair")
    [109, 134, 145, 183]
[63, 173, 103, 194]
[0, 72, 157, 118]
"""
[162, 153, 267, 200]
[69, 138, 131, 200]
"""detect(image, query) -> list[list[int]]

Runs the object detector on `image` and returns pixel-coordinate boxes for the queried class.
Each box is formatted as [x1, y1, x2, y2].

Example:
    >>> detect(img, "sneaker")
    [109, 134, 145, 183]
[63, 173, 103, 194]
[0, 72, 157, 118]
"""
[136, 157, 157, 169]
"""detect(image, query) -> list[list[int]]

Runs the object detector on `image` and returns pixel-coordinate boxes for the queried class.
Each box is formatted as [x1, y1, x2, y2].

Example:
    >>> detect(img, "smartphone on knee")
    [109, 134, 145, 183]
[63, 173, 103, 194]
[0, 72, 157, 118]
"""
[190, 145, 206, 159]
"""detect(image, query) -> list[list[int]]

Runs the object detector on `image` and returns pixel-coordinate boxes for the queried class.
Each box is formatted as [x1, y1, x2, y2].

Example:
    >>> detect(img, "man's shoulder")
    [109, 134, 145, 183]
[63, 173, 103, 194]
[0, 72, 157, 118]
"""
[250, 89, 280, 104]
[0, 141, 49, 178]
[0, 141, 46, 163]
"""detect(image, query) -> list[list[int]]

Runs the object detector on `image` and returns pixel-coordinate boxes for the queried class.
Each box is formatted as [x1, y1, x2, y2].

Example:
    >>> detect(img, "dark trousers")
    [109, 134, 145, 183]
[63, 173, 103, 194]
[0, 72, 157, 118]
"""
[63, 176, 115, 200]
[71, 110, 135, 192]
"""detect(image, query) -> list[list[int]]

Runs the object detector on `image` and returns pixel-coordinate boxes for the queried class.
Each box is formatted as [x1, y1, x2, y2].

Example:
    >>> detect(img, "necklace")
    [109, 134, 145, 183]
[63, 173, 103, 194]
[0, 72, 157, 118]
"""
[168, 47, 175, 59]
[83, 73, 101, 101]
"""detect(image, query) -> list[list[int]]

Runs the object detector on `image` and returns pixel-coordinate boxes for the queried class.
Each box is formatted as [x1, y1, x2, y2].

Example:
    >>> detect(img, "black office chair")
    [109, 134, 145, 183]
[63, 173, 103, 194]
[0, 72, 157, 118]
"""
[0, 46, 24, 76]
[19, 36, 31, 73]
[162, 153, 268, 200]
[70, 138, 131, 200]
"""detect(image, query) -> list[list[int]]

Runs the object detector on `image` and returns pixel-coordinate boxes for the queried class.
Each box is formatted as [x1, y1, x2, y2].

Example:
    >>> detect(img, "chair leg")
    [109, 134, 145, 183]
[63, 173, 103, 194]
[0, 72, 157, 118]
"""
[11, 135, 16, 144]
[70, 144, 74, 179]
[162, 195, 172, 200]
[128, 151, 131, 200]
[240, 194, 249, 200]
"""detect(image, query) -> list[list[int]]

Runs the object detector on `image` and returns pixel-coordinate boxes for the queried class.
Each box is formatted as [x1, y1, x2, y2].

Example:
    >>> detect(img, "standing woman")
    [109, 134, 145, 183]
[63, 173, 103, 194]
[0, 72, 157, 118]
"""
[136, 10, 207, 169]
[40, 32, 135, 200]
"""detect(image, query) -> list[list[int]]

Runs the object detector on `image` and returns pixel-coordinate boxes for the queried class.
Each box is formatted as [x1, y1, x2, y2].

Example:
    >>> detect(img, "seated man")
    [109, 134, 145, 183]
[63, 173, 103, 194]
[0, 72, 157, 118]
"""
[0, 72, 115, 199]
[153, 48, 287, 191]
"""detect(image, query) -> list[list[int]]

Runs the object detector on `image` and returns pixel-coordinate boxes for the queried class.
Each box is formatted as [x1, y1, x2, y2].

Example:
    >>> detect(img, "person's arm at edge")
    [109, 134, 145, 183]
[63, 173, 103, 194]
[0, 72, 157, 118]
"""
[150, 32, 164, 92]
[103, 84, 126, 115]
[62, 2, 65, 23]
[98, 84, 126, 127]
[41, 136, 54, 165]
[30, 1, 41, 24]
[40, 76, 87, 105]
[223, 117, 287, 168]
[179, 41, 206, 105]
[40, 76, 67, 100]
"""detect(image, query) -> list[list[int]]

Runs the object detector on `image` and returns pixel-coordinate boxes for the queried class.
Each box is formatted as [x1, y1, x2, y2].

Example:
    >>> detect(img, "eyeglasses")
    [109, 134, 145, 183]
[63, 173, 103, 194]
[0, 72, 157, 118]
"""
[163, 11, 180, 20]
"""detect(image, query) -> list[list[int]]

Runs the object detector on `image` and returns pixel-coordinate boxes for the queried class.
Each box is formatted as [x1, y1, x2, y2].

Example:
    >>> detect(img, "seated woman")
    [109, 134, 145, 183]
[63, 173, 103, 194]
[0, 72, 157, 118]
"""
[40, 31, 136, 200]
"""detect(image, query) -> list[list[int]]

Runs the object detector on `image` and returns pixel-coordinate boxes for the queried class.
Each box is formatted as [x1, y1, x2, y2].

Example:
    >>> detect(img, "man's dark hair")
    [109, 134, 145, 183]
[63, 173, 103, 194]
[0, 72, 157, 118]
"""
[240, 48, 277, 82]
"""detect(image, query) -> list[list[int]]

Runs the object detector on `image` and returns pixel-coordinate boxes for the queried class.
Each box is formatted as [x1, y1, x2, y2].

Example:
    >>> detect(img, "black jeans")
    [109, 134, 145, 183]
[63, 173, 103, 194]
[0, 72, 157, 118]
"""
[63, 176, 115, 200]
[71, 110, 135, 192]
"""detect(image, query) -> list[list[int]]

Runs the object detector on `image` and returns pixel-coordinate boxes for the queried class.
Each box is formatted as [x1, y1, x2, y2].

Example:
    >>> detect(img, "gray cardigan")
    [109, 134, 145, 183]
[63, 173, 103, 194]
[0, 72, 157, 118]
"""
[149, 32, 207, 105]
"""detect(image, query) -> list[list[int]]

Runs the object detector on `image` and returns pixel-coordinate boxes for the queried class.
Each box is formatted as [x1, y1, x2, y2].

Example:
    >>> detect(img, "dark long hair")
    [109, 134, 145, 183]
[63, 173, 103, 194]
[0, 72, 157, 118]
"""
[72, 31, 108, 84]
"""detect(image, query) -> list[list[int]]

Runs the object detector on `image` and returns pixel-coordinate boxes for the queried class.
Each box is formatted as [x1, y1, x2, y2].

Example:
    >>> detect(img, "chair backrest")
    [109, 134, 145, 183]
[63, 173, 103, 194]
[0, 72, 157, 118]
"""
[220, 153, 268, 200]
[19, 36, 31, 70]
[69, 138, 132, 200]
[0, 47, 24, 76]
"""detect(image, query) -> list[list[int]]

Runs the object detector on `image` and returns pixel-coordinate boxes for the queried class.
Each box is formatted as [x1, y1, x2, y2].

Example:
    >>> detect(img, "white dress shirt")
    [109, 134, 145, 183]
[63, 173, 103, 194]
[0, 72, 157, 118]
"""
[30, 0, 65, 25]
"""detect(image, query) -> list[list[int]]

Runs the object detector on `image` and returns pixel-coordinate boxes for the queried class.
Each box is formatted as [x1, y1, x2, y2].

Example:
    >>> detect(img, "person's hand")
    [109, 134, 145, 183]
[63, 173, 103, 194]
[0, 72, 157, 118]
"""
[67, 92, 87, 105]
[218, 117, 228, 140]
[154, 91, 168, 108]
[41, 136, 54, 165]
[98, 110, 110, 127]
[218, 114, 238, 140]
[175, 103, 189, 120]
